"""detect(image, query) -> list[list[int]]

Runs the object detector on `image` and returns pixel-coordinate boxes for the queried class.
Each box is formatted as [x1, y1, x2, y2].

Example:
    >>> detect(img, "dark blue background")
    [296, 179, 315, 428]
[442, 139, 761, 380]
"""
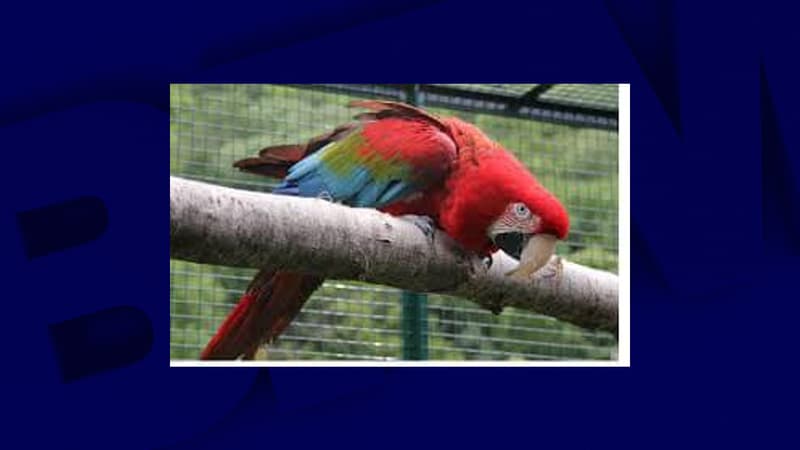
[1, 0, 795, 448]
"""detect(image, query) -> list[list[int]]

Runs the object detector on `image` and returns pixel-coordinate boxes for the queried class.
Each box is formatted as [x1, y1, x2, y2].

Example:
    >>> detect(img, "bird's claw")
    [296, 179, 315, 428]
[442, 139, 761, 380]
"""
[534, 256, 563, 280]
[400, 215, 436, 240]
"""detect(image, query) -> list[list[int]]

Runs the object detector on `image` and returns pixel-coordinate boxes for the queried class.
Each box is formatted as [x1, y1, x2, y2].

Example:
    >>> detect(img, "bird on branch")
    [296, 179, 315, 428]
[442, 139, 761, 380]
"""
[201, 100, 569, 360]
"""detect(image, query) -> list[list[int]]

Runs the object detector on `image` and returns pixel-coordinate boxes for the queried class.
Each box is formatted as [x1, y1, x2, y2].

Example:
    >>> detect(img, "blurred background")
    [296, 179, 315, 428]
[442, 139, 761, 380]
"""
[170, 84, 618, 361]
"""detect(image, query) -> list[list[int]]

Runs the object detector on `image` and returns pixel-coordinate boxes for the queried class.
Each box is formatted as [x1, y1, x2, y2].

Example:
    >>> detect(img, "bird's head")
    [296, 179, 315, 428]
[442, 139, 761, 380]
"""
[439, 117, 569, 276]
[480, 155, 569, 278]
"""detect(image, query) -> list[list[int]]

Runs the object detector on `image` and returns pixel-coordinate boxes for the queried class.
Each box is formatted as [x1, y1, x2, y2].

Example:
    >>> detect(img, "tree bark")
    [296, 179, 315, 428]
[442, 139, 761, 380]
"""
[170, 176, 619, 335]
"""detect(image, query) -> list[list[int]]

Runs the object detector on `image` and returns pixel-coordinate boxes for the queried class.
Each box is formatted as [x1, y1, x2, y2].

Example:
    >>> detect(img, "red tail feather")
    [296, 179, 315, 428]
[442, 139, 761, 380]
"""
[200, 270, 324, 360]
[200, 293, 257, 359]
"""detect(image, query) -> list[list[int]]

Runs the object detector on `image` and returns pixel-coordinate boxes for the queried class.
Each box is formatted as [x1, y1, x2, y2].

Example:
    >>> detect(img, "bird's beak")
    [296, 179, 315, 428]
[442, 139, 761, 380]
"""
[492, 232, 530, 259]
[504, 233, 558, 279]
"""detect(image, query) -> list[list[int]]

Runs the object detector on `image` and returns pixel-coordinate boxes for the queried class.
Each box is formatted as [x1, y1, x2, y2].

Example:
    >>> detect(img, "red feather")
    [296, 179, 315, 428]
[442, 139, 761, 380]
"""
[201, 270, 324, 360]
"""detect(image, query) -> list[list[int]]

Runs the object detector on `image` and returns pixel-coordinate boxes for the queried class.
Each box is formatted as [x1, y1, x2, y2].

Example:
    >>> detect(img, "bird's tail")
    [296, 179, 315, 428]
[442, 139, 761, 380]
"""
[200, 269, 325, 360]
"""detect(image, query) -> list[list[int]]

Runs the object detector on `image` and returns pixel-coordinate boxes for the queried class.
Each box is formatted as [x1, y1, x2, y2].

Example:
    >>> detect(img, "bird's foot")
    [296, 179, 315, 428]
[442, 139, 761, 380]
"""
[534, 256, 563, 280]
[400, 214, 437, 240]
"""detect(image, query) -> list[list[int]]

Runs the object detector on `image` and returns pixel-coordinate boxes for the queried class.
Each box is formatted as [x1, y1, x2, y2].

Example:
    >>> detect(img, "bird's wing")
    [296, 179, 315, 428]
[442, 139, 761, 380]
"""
[237, 100, 457, 208]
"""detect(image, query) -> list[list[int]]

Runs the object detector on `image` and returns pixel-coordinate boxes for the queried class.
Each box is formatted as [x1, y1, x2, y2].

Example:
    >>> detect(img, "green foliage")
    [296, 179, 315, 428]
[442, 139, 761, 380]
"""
[568, 247, 618, 272]
[170, 84, 618, 360]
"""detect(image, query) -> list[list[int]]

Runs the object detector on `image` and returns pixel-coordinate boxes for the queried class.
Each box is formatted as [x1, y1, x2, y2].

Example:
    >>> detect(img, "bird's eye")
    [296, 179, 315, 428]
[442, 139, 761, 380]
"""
[513, 203, 530, 219]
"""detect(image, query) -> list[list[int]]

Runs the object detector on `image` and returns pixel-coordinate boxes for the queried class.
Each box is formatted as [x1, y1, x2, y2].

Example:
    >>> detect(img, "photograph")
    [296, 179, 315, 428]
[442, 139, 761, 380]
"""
[169, 84, 627, 365]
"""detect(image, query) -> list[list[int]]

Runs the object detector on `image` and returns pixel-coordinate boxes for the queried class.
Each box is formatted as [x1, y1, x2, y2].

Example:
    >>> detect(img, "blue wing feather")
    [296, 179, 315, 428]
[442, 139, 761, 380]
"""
[273, 143, 418, 208]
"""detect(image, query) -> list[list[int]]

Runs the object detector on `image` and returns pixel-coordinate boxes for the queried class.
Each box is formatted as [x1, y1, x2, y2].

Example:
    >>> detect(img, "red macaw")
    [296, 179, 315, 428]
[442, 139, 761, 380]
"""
[201, 100, 569, 360]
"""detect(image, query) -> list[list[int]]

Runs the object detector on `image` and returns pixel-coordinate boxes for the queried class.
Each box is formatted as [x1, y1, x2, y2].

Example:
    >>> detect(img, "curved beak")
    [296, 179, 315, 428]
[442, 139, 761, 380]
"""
[503, 233, 558, 279]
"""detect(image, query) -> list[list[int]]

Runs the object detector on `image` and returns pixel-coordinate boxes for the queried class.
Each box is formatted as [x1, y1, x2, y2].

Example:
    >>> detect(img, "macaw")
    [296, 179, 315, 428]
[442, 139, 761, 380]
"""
[200, 100, 569, 360]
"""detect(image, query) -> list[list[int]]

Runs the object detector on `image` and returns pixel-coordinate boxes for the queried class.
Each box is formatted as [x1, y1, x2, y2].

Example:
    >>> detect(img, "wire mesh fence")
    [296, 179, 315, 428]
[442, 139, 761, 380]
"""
[170, 84, 618, 361]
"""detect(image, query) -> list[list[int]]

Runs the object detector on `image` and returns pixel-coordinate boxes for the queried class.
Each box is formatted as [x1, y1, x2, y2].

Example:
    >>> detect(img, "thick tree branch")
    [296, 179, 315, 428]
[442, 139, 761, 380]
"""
[170, 176, 619, 335]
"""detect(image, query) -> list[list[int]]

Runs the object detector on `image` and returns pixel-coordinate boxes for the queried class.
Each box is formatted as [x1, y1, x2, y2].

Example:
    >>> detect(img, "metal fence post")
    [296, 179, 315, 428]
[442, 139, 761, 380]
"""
[401, 291, 429, 360]
[400, 84, 430, 360]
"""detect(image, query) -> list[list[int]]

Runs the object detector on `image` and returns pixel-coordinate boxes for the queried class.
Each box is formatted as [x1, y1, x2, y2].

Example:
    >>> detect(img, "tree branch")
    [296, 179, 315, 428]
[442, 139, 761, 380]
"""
[170, 176, 619, 335]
